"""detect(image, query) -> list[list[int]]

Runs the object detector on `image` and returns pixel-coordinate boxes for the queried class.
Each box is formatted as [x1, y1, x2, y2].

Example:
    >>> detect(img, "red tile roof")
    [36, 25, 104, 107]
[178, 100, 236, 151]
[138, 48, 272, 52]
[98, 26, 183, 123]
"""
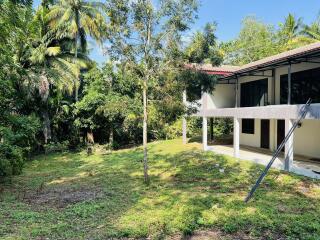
[184, 63, 240, 76]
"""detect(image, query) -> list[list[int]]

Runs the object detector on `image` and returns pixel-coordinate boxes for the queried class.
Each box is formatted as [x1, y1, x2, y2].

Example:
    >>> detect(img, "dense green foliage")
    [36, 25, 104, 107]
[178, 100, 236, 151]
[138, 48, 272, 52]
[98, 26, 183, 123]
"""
[1, 139, 320, 239]
[223, 14, 320, 65]
[1, 0, 320, 181]
[0, 0, 205, 180]
[185, 22, 223, 65]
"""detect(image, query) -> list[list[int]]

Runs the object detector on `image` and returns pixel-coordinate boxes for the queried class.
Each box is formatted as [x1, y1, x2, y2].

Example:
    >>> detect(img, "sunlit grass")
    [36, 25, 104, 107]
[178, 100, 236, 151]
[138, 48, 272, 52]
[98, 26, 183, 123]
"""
[1, 139, 320, 239]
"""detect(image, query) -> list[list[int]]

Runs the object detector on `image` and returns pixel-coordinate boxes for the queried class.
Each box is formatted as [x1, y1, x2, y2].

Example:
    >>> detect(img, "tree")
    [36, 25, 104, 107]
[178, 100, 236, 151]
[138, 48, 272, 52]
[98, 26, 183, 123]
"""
[302, 13, 320, 42]
[74, 63, 142, 149]
[223, 16, 278, 65]
[185, 22, 223, 65]
[107, 0, 198, 183]
[278, 14, 302, 44]
[47, 0, 106, 101]
[0, 0, 41, 178]
[27, 5, 84, 144]
[277, 13, 310, 51]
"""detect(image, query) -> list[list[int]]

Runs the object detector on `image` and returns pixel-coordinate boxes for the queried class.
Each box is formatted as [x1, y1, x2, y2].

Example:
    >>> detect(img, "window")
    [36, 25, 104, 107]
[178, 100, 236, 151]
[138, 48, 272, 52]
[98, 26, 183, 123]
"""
[280, 67, 320, 104]
[240, 79, 268, 107]
[242, 119, 254, 134]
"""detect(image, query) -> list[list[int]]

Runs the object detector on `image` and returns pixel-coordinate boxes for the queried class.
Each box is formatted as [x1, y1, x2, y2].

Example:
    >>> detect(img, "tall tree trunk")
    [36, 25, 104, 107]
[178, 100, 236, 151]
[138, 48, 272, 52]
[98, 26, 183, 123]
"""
[87, 129, 94, 144]
[86, 129, 94, 155]
[109, 124, 114, 153]
[74, 35, 78, 102]
[42, 109, 51, 144]
[143, 79, 149, 183]
[143, 11, 151, 184]
[74, 10, 80, 102]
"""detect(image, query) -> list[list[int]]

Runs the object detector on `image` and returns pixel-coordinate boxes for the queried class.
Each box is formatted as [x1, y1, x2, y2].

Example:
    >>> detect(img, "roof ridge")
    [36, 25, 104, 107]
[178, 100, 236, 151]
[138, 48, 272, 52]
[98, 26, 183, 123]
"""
[237, 41, 320, 73]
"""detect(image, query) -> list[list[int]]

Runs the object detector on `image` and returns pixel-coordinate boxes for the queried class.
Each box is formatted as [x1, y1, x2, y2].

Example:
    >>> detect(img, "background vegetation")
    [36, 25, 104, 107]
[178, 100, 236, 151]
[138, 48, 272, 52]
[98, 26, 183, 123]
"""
[1, 0, 320, 180]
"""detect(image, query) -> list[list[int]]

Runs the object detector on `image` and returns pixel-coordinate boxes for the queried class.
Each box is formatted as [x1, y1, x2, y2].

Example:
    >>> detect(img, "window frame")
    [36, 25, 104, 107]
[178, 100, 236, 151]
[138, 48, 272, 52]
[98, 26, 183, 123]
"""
[240, 78, 268, 107]
[280, 67, 320, 104]
[242, 119, 255, 134]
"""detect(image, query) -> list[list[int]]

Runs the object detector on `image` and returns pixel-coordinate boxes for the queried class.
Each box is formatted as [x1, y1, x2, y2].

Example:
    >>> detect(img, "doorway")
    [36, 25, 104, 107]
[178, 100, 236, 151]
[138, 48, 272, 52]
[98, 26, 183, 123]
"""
[260, 119, 270, 149]
[277, 120, 285, 151]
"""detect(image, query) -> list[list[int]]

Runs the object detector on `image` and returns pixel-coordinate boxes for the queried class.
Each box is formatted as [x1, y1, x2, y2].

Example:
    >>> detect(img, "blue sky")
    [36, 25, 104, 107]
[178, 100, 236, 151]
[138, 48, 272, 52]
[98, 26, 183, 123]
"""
[33, 0, 320, 64]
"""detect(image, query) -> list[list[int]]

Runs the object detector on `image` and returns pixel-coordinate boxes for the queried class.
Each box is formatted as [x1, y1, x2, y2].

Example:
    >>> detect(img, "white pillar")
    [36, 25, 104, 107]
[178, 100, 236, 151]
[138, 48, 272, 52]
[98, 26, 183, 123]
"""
[284, 119, 294, 171]
[201, 86, 208, 151]
[182, 118, 187, 144]
[202, 92, 208, 110]
[233, 117, 240, 158]
[202, 117, 207, 151]
[182, 89, 187, 144]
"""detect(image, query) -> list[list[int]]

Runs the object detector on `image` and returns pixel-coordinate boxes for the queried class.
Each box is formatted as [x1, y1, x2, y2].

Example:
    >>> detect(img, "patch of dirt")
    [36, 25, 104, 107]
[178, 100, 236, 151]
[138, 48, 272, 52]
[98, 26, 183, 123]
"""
[167, 229, 286, 240]
[172, 175, 208, 183]
[20, 187, 108, 209]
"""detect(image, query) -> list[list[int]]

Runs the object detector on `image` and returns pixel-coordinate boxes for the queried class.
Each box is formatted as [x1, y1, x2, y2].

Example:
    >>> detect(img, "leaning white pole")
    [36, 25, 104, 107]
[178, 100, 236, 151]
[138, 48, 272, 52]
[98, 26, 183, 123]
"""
[182, 89, 187, 144]
[284, 118, 294, 171]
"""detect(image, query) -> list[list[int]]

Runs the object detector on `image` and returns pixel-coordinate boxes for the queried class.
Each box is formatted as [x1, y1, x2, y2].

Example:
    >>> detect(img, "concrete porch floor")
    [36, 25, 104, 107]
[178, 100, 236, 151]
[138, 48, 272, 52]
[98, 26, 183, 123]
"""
[206, 144, 320, 179]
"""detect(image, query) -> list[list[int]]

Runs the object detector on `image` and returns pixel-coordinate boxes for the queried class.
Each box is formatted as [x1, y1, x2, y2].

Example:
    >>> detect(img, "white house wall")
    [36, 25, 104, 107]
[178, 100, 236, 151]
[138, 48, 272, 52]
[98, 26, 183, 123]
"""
[239, 118, 320, 158]
[240, 118, 261, 148]
[294, 119, 320, 158]
[203, 60, 320, 159]
[206, 84, 235, 109]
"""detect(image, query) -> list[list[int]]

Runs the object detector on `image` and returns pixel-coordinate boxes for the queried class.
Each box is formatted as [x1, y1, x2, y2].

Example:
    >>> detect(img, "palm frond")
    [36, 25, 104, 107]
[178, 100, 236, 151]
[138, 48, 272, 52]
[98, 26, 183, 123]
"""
[46, 46, 61, 56]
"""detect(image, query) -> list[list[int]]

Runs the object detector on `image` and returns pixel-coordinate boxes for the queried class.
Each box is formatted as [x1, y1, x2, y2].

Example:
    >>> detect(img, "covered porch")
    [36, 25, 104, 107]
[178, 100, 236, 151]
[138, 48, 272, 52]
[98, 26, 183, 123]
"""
[205, 143, 320, 179]
[184, 104, 320, 179]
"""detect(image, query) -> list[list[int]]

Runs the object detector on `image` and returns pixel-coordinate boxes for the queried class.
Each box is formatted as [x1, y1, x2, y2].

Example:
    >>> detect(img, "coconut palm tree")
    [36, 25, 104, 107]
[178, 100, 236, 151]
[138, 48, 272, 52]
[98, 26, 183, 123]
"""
[28, 5, 87, 143]
[302, 14, 320, 42]
[47, 0, 106, 101]
[278, 13, 304, 50]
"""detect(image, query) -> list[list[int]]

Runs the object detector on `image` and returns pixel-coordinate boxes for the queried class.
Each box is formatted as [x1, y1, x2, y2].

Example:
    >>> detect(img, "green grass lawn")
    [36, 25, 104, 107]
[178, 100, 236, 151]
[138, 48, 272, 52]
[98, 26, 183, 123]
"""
[1, 139, 320, 239]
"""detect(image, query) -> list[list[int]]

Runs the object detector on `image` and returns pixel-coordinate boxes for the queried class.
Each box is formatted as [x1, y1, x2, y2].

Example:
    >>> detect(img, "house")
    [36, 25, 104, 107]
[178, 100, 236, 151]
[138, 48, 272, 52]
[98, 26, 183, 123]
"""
[183, 42, 320, 179]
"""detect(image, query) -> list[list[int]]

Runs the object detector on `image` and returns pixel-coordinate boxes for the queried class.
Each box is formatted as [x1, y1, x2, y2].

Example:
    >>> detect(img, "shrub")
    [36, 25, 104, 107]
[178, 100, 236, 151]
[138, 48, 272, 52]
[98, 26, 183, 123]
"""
[44, 141, 69, 153]
[0, 114, 40, 180]
[0, 143, 24, 178]
[164, 119, 182, 139]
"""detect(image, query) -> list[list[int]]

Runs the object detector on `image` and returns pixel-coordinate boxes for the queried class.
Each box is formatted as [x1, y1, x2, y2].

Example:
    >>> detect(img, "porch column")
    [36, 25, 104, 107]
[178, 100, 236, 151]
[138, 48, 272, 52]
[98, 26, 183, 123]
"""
[182, 89, 187, 144]
[202, 117, 208, 151]
[233, 117, 240, 158]
[234, 75, 240, 158]
[235, 75, 239, 107]
[288, 63, 292, 105]
[284, 119, 294, 171]
[202, 86, 208, 150]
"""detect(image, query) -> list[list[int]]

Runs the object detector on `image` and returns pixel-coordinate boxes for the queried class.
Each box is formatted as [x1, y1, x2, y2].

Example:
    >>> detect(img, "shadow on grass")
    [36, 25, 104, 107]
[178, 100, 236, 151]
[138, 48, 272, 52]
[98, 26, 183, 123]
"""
[188, 135, 233, 146]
